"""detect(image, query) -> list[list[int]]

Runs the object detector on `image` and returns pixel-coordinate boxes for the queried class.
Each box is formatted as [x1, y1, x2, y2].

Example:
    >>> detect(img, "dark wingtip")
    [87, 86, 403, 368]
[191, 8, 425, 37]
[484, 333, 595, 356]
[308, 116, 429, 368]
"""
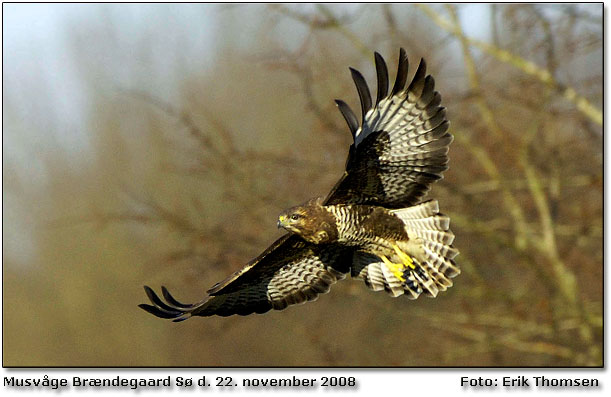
[335, 99, 359, 139]
[416, 74, 436, 108]
[349, 67, 373, 125]
[162, 286, 195, 309]
[374, 52, 389, 105]
[140, 285, 193, 321]
[139, 303, 180, 319]
[408, 58, 427, 94]
[143, 285, 155, 298]
[143, 285, 178, 312]
[391, 48, 409, 96]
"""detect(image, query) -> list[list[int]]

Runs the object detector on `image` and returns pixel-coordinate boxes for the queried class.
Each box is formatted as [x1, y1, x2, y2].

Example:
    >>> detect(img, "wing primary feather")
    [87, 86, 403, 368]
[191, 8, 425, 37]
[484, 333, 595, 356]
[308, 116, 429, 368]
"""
[391, 48, 409, 95]
[138, 303, 182, 319]
[425, 107, 446, 127]
[429, 92, 442, 109]
[143, 285, 181, 313]
[138, 304, 174, 318]
[161, 286, 195, 309]
[335, 99, 359, 138]
[374, 52, 389, 104]
[417, 75, 435, 108]
[349, 67, 372, 125]
[407, 58, 427, 94]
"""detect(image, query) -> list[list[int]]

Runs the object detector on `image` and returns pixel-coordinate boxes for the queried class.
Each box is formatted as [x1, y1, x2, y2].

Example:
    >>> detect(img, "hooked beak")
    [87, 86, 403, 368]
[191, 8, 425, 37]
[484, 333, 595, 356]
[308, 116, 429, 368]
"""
[277, 215, 287, 229]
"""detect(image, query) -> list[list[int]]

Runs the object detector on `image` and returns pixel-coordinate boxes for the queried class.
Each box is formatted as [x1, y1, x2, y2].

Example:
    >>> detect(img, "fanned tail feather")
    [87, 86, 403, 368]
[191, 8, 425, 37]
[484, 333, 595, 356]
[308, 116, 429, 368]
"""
[391, 200, 460, 296]
[351, 252, 422, 299]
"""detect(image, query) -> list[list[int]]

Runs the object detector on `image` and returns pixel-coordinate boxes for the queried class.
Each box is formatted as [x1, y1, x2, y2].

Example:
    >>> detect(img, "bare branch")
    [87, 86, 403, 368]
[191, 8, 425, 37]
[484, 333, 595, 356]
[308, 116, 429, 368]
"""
[416, 4, 602, 125]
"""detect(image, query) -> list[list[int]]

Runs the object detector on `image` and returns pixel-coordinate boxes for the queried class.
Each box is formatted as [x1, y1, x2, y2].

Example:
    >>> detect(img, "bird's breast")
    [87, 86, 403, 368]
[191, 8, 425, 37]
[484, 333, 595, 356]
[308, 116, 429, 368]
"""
[325, 204, 407, 247]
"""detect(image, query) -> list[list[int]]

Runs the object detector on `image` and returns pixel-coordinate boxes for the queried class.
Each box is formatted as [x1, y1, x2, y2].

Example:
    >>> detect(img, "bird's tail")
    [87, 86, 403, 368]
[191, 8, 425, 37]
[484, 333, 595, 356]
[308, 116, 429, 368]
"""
[390, 200, 460, 297]
[351, 200, 459, 299]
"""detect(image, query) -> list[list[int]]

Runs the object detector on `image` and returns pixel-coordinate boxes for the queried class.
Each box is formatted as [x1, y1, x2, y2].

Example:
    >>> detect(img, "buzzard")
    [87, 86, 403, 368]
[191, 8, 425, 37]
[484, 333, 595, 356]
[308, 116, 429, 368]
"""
[140, 49, 459, 320]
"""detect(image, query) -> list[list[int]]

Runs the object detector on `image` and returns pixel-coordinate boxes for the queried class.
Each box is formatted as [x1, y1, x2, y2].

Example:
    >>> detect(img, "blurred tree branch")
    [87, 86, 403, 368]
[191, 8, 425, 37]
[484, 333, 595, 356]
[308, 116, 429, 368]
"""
[446, 5, 505, 141]
[453, 130, 530, 249]
[263, 50, 344, 132]
[270, 4, 372, 57]
[416, 4, 602, 126]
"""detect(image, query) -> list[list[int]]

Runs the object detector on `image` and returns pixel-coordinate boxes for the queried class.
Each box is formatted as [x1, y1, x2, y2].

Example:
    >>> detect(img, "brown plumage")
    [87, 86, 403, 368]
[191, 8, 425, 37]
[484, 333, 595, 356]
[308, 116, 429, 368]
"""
[277, 197, 339, 244]
[140, 49, 459, 320]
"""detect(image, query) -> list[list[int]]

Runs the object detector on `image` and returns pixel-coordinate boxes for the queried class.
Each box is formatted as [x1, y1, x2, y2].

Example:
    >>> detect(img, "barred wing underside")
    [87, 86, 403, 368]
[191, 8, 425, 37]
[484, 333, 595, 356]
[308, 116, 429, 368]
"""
[325, 49, 452, 208]
[140, 234, 352, 320]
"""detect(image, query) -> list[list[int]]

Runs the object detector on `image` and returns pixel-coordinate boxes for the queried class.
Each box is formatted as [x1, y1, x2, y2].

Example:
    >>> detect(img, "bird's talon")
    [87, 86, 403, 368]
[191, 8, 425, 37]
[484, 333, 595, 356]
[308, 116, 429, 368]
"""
[381, 255, 407, 281]
[391, 243, 416, 270]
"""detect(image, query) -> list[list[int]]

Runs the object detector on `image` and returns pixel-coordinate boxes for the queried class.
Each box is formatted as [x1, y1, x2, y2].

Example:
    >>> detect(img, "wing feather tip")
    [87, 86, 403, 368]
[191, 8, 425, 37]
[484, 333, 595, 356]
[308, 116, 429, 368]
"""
[349, 66, 373, 124]
[391, 48, 409, 95]
[374, 51, 389, 104]
[335, 99, 359, 138]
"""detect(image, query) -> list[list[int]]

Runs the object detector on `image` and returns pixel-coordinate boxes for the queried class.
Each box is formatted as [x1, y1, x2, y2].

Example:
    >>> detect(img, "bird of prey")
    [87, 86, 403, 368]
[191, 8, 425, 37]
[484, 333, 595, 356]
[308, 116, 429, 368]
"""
[140, 49, 459, 321]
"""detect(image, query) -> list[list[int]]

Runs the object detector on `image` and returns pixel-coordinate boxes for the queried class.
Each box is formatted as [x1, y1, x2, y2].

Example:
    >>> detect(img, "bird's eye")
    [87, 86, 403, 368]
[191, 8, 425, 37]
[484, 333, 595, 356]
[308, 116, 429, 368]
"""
[290, 214, 300, 221]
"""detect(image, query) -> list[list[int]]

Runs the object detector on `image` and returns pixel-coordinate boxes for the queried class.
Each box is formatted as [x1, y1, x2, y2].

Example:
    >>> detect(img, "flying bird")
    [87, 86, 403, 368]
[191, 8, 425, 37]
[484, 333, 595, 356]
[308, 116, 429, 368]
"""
[140, 49, 459, 320]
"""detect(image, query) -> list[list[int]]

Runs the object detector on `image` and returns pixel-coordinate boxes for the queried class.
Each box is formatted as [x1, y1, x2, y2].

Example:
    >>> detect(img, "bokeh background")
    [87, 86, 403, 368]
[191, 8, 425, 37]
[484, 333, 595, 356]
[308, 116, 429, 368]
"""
[3, 3, 602, 366]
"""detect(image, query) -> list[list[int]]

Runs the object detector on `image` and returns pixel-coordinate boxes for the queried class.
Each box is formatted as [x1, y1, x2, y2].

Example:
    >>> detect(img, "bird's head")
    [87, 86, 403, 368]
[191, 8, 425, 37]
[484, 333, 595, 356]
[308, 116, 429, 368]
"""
[277, 198, 337, 244]
[277, 206, 309, 235]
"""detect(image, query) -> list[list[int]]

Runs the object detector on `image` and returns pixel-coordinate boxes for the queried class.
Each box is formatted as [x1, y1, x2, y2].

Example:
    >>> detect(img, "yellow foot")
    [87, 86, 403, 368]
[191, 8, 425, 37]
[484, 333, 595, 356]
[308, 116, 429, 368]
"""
[380, 255, 407, 282]
[391, 243, 416, 270]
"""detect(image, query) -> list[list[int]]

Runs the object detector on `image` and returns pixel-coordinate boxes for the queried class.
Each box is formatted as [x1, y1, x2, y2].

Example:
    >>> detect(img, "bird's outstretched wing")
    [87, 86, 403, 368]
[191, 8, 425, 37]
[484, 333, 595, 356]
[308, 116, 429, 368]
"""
[325, 49, 452, 208]
[140, 234, 353, 320]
